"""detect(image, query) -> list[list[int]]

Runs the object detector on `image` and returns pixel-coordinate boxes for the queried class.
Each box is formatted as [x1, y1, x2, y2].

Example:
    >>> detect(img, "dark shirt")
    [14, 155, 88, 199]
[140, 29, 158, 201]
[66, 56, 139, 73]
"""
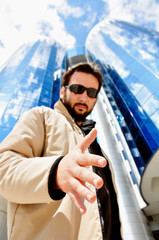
[81, 119, 122, 240]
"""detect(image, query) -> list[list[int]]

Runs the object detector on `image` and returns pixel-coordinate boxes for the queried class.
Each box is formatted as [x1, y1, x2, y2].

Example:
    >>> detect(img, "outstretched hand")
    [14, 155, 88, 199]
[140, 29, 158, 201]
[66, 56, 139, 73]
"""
[55, 128, 106, 214]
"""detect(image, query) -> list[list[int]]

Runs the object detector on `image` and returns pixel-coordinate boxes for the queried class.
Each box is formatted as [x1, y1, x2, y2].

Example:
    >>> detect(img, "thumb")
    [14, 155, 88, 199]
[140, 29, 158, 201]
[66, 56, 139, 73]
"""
[79, 128, 97, 153]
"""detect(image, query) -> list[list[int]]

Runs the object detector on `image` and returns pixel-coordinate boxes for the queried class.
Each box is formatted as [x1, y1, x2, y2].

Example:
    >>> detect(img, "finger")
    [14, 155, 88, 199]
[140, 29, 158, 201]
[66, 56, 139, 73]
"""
[79, 128, 97, 153]
[77, 153, 106, 168]
[70, 177, 96, 203]
[73, 166, 104, 189]
[68, 191, 86, 215]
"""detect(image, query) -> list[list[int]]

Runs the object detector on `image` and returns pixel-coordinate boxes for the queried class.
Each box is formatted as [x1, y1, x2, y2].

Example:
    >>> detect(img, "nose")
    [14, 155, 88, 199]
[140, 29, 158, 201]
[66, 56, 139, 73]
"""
[79, 89, 88, 101]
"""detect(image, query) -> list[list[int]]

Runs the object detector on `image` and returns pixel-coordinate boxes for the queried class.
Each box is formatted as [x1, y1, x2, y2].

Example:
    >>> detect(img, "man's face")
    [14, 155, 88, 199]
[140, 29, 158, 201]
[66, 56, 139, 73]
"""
[60, 71, 99, 125]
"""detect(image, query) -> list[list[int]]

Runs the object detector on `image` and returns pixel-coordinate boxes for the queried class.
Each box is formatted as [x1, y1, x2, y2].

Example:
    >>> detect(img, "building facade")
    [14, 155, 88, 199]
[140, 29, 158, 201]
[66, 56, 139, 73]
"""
[0, 40, 65, 142]
[85, 21, 159, 238]
[86, 19, 159, 168]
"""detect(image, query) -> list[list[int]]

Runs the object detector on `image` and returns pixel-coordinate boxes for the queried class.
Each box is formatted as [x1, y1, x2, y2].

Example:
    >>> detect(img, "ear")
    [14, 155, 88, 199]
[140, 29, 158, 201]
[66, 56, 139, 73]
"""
[60, 86, 65, 100]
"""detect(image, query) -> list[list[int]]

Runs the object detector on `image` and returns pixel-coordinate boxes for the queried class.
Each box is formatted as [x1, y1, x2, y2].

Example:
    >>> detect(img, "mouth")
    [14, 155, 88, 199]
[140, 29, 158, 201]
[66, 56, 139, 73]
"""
[75, 103, 88, 111]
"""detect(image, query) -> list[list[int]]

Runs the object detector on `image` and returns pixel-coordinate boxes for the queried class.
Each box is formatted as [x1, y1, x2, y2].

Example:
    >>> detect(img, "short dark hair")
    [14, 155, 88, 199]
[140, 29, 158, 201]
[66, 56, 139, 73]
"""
[62, 63, 103, 92]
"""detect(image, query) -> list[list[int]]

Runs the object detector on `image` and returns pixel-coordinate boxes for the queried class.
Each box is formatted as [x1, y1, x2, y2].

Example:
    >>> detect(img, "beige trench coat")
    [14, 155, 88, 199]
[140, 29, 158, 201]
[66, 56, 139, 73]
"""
[0, 100, 120, 240]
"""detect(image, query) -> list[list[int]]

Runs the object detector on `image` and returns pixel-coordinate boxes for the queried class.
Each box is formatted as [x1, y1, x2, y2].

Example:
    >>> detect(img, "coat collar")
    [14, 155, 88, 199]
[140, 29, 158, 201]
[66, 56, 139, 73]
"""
[54, 100, 75, 124]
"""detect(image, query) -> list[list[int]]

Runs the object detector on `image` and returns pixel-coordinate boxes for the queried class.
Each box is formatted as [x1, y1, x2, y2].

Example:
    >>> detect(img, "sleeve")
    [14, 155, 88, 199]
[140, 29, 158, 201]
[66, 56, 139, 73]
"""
[48, 156, 66, 200]
[0, 107, 64, 204]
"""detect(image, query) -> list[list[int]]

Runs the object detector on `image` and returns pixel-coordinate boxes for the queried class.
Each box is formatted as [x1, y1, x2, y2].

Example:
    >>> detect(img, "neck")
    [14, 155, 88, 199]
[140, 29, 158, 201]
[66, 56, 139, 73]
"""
[76, 121, 82, 126]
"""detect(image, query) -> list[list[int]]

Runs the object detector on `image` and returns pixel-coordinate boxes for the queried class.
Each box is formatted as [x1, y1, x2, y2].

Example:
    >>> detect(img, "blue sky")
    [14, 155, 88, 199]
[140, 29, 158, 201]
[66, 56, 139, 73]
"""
[0, 0, 159, 66]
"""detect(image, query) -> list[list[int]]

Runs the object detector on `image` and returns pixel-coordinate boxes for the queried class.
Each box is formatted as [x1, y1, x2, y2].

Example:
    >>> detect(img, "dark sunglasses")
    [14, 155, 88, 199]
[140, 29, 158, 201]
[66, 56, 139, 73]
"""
[65, 84, 98, 98]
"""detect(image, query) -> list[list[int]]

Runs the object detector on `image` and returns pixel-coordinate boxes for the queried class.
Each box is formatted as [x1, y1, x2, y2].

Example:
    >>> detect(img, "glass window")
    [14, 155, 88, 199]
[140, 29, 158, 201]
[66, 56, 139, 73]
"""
[139, 70, 155, 85]
[125, 132, 133, 141]
[41, 87, 51, 98]
[135, 131, 152, 163]
[43, 81, 53, 91]
[122, 54, 135, 66]
[131, 148, 140, 157]
[114, 46, 125, 57]
[33, 68, 46, 84]
[0, 113, 18, 128]
[0, 93, 12, 103]
[30, 83, 41, 90]
[143, 94, 159, 116]
[126, 75, 143, 95]
[0, 127, 12, 143]
[145, 75, 159, 94]
[45, 71, 53, 79]
[135, 86, 151, 105]
[5, 103, 22, 116]
[23, 98, 39, 108]
[129, 120, 139, 138]
[10, 91, 26, 105]
[140, 122, 158, 150]
[150, 109, 159, 131]
[128, 61, 146, 77]
[20, 106, 31, 116]
[26, 86, 41, 100]
[2, 86, 16, 94]
[38, 95, 50, 107]
[44, 75, 54, 84]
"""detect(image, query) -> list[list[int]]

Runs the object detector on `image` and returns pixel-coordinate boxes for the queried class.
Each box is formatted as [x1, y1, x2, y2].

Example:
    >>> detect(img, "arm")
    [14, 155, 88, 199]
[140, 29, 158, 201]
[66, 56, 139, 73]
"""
[0, 107, 60, 204]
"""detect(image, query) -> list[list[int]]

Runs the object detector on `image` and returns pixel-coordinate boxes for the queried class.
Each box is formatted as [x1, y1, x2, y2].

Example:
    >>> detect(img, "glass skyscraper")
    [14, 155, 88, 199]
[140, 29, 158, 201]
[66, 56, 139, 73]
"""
[85, 20, 159, 239]
[0, 20, 159, 239]
[0, 40, 65, 142]
[86, 19, 159, 167]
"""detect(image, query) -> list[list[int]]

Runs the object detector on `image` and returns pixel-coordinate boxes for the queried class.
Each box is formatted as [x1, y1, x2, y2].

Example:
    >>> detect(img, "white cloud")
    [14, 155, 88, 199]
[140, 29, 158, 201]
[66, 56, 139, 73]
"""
[0, 0, 81, 67]
[81, 12, 97, 29]
[48, 0, 84, 18]
[0, 0, 159, 68]
[101, 0, 159, 31]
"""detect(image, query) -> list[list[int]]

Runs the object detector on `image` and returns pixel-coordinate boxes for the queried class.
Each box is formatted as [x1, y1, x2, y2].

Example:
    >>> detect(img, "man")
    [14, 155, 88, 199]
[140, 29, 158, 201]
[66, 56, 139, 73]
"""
[0, 63, 122, 239]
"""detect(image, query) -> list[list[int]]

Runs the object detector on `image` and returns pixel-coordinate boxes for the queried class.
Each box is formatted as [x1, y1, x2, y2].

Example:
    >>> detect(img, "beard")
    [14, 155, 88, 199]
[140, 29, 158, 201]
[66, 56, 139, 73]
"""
[63, 101, 92, 122]
[62, 90, 93, 122]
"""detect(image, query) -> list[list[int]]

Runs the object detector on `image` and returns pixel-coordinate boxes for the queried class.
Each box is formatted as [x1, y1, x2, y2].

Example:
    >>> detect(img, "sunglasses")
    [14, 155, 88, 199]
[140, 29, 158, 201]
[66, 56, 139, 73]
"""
[65, 84, 98, 98]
